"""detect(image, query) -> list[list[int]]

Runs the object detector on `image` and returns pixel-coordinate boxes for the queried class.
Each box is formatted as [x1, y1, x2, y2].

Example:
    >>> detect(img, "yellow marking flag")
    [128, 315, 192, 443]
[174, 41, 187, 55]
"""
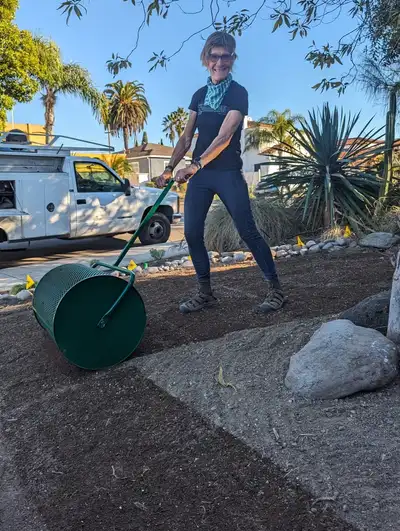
[344, 225, 351, 238]
[127, 260, 137, 271]
[296, 236, 305, 247]
[26, 275, 35, 289]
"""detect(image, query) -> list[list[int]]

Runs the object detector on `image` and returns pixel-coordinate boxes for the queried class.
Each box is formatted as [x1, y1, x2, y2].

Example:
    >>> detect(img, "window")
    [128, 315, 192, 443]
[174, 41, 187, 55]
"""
[74, 162, 123, 193]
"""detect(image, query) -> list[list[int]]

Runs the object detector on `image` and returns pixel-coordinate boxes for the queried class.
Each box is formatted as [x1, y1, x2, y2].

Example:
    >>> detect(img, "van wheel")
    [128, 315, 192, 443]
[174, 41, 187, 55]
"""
[138, 212, 171, 245]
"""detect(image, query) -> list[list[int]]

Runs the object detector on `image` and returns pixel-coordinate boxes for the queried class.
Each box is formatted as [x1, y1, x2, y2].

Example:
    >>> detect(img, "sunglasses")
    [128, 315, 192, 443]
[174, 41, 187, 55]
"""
[208, 53, 235, 63]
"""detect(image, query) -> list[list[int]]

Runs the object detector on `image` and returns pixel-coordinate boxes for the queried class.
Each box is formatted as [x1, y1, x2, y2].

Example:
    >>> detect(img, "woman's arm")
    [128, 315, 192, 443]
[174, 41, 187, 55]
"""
[167, 110, 197, 169]
[198, 110, 243, 168]
[174, 110, 243, 183]
[155, 111, 197, 187]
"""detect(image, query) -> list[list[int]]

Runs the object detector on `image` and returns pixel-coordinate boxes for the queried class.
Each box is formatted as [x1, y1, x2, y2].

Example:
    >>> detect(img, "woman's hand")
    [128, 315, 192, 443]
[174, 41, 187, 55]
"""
[175, 164, 199, 184]
[154, 170, 172, 188]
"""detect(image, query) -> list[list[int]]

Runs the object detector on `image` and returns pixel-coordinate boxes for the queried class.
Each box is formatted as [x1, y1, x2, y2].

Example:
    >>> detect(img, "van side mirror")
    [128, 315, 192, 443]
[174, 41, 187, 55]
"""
[124, 178, 131, 196]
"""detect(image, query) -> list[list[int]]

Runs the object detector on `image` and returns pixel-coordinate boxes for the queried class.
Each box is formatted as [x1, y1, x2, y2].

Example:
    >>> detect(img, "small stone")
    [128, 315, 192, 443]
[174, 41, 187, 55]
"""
[183, 261, 194, 268]
[271, 249, 277, 259]
[306, 240, 317, 248]
[284, 254, 292, 259]
[300, 248, 308, 256]
[308, 244, 320, 253]
[271, 246, 279, 252]
[147, 267, 160, 274]
[233, 252, 246, 262]
[172, 260, 180, 267]
[244, 252, 253, 261]
[278, 244, 292, 251]
[135, 266, 143, 275]
[15, 289, 33, 301]
[0, 294, 18, 304]
[276, 250, 288, 258]
[208, 251, 219, 259]
[221, 252, 234, 258]
[329, 245, 344, 252]
[335, 238, 348, 246]
[162, 266, 169, 271]
[290, 250, 300, 256]
[210, 257, 219, 264]
[221, 256, 234, 264]
[293, 244, 302, 252]
[165, 261, 172, 266]
[322, 242, 334, 251]
[349, 241, 358, 248]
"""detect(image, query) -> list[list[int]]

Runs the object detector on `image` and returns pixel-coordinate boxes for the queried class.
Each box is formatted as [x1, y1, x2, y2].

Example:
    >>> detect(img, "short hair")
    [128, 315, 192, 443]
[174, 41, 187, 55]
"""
[200, 31, 237, 66]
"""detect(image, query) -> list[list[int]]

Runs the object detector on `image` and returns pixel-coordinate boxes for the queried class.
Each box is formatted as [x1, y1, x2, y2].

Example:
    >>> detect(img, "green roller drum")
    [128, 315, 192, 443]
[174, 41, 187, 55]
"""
[33, 263, 146, 370]
[32, 179, 175, 370]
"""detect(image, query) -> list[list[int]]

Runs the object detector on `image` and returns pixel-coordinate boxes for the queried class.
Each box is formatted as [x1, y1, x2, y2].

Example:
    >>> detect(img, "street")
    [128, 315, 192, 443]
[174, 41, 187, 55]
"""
[0, 224, 185, 269]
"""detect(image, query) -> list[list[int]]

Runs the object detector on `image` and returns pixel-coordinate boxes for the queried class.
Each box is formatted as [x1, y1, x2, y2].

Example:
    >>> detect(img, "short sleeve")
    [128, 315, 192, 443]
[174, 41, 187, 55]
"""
[189, 88, 204, 112]
[230, 85, 249, 116]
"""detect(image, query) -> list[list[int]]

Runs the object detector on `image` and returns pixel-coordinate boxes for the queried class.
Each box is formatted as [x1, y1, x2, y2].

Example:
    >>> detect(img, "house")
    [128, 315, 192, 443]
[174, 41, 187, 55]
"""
[122, 143, 192, 183]
[4, 123, 46, 144]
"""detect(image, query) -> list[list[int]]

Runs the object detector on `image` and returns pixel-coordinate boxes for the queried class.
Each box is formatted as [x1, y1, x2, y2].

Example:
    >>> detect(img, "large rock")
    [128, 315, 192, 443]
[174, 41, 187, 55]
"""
[339, 290, 391, 333]
[285, 320, 398, 399]
[359, 232, 400, 250]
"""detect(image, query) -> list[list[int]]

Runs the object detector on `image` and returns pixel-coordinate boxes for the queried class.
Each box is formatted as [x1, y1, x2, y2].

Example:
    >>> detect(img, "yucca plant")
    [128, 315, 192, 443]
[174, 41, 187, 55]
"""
[257, 103, 385, 231]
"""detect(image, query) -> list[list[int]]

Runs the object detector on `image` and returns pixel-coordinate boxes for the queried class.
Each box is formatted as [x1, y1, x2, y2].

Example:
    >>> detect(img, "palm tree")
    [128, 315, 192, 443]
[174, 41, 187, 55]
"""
[358, 57, 400, 209]
[141, 131, 148, 144]
[97, 154, 133, 177]
[104, 80, 151, 152]
[245, 109, 303, 170]
[162, 107, 189, 146]
[162, 112, 176, 146]
[35, 39, 100, 143]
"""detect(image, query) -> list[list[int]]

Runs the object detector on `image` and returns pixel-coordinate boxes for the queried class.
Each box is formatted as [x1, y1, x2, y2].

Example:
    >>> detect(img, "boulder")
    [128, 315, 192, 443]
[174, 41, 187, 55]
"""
[15, 289, 33, 301]
[339, 291, 390, 333]
[308, 244, 320, 253]
[221, 256, 234, 264]
[276, 250, 287, 258]
[359, 232, 400, 250]
[147, 267, 160, 274]
[233, 252, 246, 262]
[285, 319, 398, 399]
[300, 248, 308, 256]
[335, 238, 348, 247]
[182, 261, 194, 268]
[322, 242, 334, 251]
[306, 240, 317, 248]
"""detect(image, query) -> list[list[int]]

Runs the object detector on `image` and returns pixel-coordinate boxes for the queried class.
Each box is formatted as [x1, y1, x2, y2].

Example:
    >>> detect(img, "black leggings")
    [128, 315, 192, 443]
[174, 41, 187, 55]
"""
[184, 169, 278, 283]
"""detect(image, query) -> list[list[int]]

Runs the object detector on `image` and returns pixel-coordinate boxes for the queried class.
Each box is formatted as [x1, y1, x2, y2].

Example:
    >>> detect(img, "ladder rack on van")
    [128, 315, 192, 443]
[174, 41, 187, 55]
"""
[0, 131, 114, 156]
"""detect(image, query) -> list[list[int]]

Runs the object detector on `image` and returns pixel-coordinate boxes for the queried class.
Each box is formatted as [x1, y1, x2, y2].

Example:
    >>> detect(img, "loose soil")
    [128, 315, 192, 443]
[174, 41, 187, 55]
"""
[0, 250, 392, 530]
[137, 249, 393, 354]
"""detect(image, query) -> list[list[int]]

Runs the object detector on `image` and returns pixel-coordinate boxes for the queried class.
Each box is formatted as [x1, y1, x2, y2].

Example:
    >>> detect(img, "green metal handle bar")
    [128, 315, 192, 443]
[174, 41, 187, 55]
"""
[114, 179, 175, 267]
[90, 180, 175, 328]
[90, 260, 136, 329]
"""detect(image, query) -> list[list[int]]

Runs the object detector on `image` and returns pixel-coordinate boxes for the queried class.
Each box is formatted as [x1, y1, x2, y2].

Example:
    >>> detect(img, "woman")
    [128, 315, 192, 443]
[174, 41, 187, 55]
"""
[156, 31, 284, 314]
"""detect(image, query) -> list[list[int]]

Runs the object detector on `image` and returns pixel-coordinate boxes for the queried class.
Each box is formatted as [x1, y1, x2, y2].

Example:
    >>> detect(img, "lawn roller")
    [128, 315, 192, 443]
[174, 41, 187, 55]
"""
[32, 180, 175, 370]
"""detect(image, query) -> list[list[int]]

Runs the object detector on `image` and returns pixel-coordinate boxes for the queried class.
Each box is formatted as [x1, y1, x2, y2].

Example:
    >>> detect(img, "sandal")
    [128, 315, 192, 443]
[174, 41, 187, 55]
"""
[179, 292, 218, 314]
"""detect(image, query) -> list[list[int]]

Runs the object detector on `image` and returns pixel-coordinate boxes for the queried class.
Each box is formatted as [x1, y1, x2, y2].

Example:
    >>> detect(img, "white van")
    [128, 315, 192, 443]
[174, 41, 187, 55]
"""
[0, 133, 181, 250]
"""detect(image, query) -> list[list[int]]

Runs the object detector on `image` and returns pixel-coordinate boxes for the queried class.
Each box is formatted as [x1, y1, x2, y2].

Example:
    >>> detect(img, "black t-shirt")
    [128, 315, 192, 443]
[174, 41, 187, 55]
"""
[189, 80, 248, 171]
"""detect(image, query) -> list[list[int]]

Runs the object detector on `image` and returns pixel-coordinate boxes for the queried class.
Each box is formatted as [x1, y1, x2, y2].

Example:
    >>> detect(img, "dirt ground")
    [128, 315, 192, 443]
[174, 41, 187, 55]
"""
[137, 249, 393, 354]
[0, 249, 393, 531]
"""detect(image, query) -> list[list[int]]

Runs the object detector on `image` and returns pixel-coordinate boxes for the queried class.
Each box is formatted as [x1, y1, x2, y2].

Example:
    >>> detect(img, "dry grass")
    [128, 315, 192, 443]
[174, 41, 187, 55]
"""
[204, 198, 299, 252]
[374, 207, 400, 234]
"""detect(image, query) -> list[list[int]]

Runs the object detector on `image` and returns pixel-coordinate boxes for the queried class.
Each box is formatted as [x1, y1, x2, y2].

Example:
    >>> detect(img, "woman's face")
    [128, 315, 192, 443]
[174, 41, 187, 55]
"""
[207, 46, 235, 84]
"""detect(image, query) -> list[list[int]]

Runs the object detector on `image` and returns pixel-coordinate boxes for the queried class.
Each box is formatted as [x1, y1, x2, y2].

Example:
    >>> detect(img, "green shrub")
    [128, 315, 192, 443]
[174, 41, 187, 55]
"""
[150, 248, 166, 261]
[10, 283, 26, 295]
[204, 198, 300, 252]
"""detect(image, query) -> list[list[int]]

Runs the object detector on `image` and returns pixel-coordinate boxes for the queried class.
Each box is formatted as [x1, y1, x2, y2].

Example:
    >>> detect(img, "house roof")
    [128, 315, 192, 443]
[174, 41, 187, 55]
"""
[122, 143, 192, 158]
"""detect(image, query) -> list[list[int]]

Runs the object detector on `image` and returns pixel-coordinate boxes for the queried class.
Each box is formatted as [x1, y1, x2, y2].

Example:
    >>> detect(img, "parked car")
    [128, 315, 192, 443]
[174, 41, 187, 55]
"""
[0, 133, 181, 250]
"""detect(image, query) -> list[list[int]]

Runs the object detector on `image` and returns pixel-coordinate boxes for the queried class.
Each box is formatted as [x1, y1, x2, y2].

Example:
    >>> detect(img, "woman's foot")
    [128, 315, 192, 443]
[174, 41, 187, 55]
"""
[179, 292, 218, 313]
[257, 280, 286, 313]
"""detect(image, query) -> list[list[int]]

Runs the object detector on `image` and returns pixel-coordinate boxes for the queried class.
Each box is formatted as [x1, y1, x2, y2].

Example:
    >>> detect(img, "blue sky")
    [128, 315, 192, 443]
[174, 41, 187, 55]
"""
[12, 0, 387, 150]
